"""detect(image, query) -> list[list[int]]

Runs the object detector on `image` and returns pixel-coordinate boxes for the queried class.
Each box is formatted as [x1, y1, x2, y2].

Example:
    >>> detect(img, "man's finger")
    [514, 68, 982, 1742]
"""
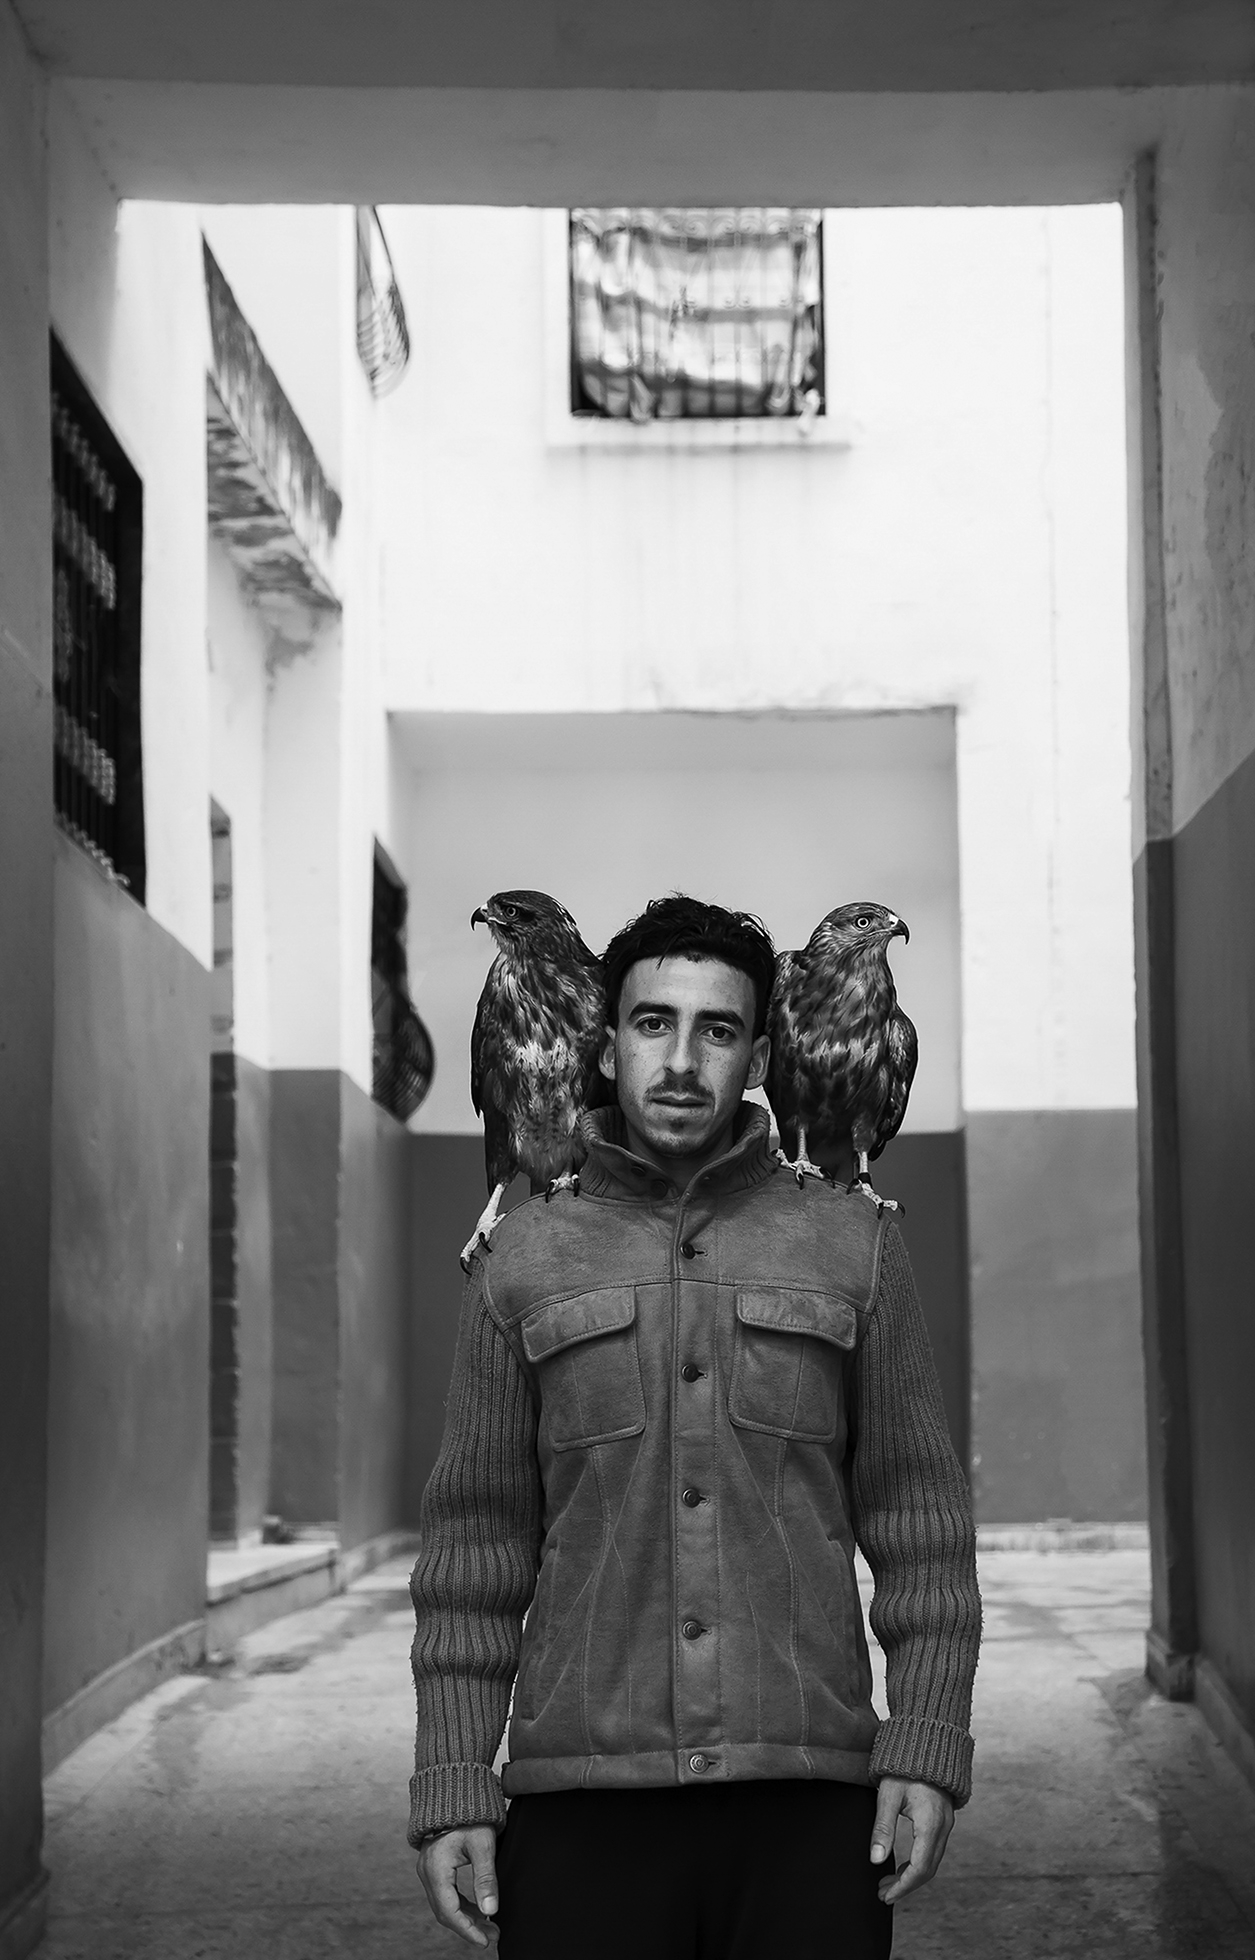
[469, 1832, 499, 1918]
[418, 1833, 496, 1949]
[869, 1779, 905, 1866]
[877, 1787, 954, 1904]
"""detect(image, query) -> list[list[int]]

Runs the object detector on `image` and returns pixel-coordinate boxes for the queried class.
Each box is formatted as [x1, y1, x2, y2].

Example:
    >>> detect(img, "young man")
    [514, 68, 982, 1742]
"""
[409, 895, 981, 1958]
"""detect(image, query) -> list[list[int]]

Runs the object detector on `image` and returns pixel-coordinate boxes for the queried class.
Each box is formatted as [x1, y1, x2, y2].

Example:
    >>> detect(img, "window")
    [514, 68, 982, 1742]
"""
[355, 207, 411, 399]
[569, 208, 824, 424]
[371, 847, 435, 1122]
[50, 336, 146, 897]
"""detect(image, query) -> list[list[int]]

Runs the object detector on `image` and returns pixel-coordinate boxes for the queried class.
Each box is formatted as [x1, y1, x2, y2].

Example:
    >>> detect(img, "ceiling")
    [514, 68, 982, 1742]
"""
[16, 0, 1255, 92]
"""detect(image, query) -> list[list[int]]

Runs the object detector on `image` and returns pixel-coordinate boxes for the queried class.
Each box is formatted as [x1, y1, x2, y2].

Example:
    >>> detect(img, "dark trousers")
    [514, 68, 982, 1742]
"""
[495, 1779, 893, 1959]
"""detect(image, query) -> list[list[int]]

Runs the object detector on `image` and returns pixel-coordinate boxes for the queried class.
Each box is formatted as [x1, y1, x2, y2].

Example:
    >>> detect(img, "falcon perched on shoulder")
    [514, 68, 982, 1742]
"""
[462, 889, 606, 1270]
[765, 901, 917, 1213]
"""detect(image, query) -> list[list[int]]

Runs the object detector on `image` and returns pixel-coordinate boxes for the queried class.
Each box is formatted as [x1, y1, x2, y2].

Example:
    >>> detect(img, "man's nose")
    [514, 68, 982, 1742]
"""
[665, 1026, 699, 1075]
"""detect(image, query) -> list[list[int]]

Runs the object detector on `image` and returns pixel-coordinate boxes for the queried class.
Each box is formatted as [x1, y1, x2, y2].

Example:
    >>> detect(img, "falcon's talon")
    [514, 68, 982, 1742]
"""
[459, 1229, 490, 1274]
[788, 1157, 827, 1187]
[545, 1170, 582, 1202]
[849, 1175, 901, 1215]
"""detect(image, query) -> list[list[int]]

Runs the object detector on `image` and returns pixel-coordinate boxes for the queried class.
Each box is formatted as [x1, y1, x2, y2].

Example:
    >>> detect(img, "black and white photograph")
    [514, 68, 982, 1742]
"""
[2, 6, 1255, 1957]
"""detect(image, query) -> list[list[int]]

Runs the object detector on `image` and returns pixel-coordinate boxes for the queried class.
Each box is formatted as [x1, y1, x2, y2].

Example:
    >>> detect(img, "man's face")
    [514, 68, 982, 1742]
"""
[600, 956, 769, 1168]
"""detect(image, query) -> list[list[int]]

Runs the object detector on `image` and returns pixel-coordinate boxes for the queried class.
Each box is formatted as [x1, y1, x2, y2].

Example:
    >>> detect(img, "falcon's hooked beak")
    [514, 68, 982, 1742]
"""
[470, 905, 489, 930]
[889, 915, 910, 945]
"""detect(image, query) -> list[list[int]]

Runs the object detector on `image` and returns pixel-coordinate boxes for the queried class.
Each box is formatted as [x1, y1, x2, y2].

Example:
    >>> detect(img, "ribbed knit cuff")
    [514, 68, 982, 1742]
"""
[869, 1716, 974, 1808]
[407, 1763, 507, 1846]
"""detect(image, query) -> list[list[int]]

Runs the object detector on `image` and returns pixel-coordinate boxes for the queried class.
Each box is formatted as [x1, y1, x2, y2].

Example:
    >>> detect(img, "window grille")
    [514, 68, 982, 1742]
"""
[371, 848, 435, 1122]
[50, 336, 146, 897]
[355, 208, 411, 398]
[570, 208, 824, 423]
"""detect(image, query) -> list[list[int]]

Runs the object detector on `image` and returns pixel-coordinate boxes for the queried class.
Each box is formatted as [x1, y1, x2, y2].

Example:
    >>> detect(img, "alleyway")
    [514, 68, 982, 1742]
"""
[40, 1552, 1255, 1959]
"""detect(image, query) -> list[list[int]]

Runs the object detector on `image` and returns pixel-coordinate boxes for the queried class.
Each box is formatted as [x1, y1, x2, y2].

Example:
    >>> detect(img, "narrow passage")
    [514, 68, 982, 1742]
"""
[40, 1553, 1255, 1958]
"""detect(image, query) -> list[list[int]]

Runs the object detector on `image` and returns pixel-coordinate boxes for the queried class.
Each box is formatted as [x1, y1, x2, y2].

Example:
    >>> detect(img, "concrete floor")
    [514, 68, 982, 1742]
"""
[41, 1551, 1255, 1958]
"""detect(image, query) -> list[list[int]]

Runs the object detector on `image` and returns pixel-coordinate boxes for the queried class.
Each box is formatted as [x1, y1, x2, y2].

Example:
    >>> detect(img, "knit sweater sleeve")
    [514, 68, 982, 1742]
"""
[407, 1268, 542, 1844]
[849, 1222, 981, 1806]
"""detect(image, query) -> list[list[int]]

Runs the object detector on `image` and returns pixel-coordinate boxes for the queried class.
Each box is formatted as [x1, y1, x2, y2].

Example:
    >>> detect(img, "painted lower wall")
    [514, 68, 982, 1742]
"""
[270, 1071, 413, 1546]
[967, 1108, 1145, 1524]
[1172, 743, 1255, 1740]
[873, 1131, 971, 1475]
[407, 1137, 490, 1517]
[405, 1128, 972, 1512]
[43, 834, 210, 1717]
[339, 1078, 411, 1551]
[0, 7, 53, 1945]
[270, 1071, 342, 1527]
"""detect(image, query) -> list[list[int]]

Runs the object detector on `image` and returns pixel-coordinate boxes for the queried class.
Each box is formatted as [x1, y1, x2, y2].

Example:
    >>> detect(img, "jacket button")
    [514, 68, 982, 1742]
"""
[681, 1364, 703, 1383]
[681, 1619, 706, 1640]
[682, 1487, 704, 1508]
[651, 1178, 669, 1199]
[689, 1753, 711, 1773]
[680, 1241, 698, 1259]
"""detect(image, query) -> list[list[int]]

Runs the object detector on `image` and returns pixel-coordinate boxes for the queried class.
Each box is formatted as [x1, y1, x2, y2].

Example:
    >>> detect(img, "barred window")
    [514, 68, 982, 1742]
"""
[50, 336, 146, 897]
[371, 847, 435, 1122]
[570, 208, 824, 423]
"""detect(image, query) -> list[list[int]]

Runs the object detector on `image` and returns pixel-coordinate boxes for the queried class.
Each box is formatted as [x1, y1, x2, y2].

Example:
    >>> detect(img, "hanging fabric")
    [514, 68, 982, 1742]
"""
[570, 208, 824, 422]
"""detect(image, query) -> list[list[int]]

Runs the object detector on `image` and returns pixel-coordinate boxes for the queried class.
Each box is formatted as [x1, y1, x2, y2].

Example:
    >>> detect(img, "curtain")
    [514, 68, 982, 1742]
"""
[570, 208, 824, 422]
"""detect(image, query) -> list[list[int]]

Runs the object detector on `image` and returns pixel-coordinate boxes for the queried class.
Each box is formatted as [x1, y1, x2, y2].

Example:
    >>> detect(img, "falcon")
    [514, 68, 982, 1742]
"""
[462, 889, 606, 1270]
[765, 901, 917, 1212]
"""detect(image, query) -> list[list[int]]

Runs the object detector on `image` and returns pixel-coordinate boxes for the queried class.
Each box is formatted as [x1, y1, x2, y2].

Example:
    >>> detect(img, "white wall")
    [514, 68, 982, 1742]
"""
[48, 92, 212, 966]
[377, 202, 1134, 1119]
[397, 709, 960, 1136]
[206, 538, 271, 1067]
[201, 203, 409, 1091]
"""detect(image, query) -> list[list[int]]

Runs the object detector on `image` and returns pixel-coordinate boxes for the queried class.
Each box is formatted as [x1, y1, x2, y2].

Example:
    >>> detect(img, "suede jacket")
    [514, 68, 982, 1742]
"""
[408, 1104, 981, 1841]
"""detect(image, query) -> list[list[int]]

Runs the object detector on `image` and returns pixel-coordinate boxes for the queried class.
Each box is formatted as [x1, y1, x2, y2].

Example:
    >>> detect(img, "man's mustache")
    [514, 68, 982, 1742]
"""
[647, 1083, 713, 1107]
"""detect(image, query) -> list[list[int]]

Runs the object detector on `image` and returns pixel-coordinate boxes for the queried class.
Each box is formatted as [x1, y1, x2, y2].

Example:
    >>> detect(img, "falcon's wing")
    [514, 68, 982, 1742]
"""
[765, 951, 806, 1148]
[469, 973, 493, 1118]
[872, 1005, 919, 1158]
[470, 967, 517, 1193]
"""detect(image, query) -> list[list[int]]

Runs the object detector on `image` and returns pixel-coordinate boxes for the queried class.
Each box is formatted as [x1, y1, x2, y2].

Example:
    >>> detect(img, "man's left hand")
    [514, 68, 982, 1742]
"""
[869, 1777, 954, 1903]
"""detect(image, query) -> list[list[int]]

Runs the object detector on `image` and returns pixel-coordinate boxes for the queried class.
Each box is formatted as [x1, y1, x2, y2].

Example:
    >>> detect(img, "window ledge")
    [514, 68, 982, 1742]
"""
[544, 410, 856, 452]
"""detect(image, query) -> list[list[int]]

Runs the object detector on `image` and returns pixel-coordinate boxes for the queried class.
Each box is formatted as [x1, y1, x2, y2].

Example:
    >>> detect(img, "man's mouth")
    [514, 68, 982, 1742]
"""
[649, 1094, 709, 1111]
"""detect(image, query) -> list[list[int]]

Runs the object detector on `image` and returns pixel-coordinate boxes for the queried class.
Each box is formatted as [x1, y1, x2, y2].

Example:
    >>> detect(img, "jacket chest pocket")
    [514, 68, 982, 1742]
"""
[728, 1289, 857, 1442]
[521, 1287, 646, 1451]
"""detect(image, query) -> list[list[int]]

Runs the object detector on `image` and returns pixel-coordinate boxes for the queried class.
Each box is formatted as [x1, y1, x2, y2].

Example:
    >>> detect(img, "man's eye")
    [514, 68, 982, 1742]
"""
[639, 1017, 667, 1034]
[707, 1026, 735, 1043]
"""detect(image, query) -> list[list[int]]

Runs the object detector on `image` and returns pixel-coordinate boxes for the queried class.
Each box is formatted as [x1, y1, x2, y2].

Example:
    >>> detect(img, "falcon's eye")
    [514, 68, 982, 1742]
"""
[855, 915, 871, 930]
[499, 903, 518, 919]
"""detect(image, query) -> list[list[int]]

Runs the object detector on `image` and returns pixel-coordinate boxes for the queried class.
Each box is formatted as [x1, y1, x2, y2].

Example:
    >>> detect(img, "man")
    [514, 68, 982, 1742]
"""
[410, 895, 980, 1958]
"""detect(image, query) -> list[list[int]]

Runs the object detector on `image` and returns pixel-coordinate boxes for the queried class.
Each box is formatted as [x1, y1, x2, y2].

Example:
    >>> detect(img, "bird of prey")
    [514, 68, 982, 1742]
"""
[765, 901, 917, 1212]
[462, 889, 606, 1270]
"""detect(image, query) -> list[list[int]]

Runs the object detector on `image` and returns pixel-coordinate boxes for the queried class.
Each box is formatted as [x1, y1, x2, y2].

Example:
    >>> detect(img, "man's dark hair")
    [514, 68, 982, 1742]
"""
[602, 895, 777, 1039]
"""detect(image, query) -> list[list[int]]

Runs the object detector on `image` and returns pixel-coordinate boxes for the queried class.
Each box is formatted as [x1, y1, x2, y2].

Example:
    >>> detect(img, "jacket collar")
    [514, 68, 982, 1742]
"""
[576, 1101, 778, 1202]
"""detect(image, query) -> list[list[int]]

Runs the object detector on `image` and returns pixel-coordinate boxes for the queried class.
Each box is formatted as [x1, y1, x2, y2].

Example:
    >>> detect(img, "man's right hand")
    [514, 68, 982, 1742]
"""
[417, 1825, 500, 1948]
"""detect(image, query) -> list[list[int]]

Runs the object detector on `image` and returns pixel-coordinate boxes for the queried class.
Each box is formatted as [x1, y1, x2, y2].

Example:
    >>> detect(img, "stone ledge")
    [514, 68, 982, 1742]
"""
[206, 1528, 420, 1652]
[42, 1621, 206, 1777]
[978, 1521, 1149, 1553]
[41, 1532, 422, 1778]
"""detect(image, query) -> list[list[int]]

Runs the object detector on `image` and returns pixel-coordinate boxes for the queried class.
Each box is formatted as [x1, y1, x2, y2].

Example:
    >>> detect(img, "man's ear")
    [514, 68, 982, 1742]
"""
[599, 1026, 617, 1081]
[746, 1034, 770, 1092]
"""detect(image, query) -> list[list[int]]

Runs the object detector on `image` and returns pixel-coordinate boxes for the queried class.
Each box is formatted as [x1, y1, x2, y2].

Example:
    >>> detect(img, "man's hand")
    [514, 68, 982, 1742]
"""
[417, 1824, 499, 1948]
[869, 1777, 954, 1904]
